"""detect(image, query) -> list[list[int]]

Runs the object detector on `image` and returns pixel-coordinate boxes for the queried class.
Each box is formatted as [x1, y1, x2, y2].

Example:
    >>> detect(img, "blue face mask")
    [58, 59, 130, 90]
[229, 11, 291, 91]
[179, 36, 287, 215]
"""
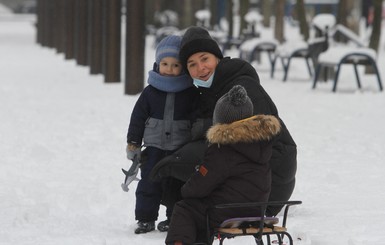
[193, 72, 215, 88]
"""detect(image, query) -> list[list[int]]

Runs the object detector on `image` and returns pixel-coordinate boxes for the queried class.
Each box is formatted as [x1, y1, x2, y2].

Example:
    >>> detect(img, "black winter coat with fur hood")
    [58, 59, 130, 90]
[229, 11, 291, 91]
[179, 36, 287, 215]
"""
[182, 115, 281, 224]
[199, 57, 297, 215]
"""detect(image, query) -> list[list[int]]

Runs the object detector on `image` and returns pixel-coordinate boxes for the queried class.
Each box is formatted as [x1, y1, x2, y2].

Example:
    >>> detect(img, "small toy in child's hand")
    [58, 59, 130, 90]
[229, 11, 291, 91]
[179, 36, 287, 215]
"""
[121, 154, 141, 192]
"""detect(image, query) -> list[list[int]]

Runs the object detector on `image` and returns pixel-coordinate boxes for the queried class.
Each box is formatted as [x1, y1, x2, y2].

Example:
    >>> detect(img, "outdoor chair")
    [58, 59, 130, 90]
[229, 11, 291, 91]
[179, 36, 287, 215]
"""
[238, 38, 278, 74]
[270, 14, 334, 82]
[206, 200, 302, 245]
[271, 37, 328, 82]
[312, 24, 383, 92]
[271, 40, 312, 81]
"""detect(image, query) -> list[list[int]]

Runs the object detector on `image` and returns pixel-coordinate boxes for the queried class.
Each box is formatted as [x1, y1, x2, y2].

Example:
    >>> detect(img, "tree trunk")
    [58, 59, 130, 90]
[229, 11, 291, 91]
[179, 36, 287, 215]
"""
[125, 0, 145, 94]
[261, 0, 271, 28]
[210, 0, 218, 28]
[104, 0, 121, 83]
[274, 0, 285, 43]
[144, 0, 156, 27]
[239, 0, 249, 38]
[368, 0, 382, 52]
[180, 0, 201, 28]
[64, 0, 75, 60]
[89, 0, 103, 75]
[296, 0, 308, 41]
[227, 0, 234, 38]
[366, 0, 383, 74]
[36, 0, 45, 45]
[55, 0, 66, 53]
[74, 0, 88, 66]
[336, 0, 348, 42]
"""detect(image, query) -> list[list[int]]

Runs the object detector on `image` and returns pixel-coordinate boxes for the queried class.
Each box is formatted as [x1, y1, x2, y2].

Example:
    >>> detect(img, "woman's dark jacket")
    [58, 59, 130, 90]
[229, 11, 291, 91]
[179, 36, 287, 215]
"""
[151, 57, 297, 216]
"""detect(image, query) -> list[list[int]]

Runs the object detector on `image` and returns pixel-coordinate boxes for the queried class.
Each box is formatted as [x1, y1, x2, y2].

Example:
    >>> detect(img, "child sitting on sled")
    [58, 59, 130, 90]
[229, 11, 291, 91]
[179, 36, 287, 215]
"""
[165, 85, 281, 245]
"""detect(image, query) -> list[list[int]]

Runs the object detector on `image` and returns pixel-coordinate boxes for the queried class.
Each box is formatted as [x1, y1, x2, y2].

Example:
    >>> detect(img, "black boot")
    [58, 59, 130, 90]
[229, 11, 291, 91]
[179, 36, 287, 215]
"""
[157, 219, 170, 232]
[134, 221, 155, 234]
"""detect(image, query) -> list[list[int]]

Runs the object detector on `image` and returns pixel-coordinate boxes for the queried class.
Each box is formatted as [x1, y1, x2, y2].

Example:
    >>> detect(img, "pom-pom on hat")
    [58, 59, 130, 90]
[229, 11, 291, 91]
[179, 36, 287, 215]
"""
[179, 26, 223, 72]
[213, 85, 254, 125]
[155, 35, 182, 64]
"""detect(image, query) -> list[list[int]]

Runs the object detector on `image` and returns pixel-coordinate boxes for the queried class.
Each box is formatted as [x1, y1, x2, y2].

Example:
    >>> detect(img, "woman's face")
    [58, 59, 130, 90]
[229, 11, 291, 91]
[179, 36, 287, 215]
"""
[186, 52, 218, 81]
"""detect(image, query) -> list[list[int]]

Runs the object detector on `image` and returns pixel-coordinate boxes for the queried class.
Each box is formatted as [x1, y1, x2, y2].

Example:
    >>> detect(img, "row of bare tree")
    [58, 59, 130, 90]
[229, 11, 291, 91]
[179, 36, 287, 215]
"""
[36, 0, 122, 83]
[36, 0, 383, 95]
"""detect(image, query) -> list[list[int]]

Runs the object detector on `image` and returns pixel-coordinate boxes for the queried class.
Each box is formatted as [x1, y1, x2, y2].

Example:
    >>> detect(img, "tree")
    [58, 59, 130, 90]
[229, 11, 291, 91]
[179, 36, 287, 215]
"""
[125, 0, 145, 94]
[74, 0, 89, 66]
[89, 0, 103, 75]
[296, 0, 309, 41]
[274, 0, 285, 43]
[226, 0, 234, 38]
[366, 0, 383, 73]
[336, 0, 348, 42]
[209, 0, 218, 28]
[368, 0, 383, 52]
[261, 0, 271, 28]
[239, 0, 249, 37]
[104, 0, 121, 83]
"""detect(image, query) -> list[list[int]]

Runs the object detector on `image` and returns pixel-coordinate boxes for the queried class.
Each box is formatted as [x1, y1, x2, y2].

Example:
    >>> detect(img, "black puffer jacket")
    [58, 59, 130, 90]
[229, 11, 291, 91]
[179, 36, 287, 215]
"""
[183, 115, 280, 207]
[165, 115, 281, 245]
[151, 57, 297, 215]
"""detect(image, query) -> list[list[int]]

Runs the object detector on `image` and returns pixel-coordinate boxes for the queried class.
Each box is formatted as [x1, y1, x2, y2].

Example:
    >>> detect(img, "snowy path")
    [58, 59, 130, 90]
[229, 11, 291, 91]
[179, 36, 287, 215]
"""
[1, 14, 385, 245]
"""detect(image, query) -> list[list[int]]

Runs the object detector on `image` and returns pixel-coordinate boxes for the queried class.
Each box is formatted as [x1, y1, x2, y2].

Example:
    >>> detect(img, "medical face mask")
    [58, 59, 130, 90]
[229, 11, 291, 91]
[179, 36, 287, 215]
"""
[193, 72, 215, 88]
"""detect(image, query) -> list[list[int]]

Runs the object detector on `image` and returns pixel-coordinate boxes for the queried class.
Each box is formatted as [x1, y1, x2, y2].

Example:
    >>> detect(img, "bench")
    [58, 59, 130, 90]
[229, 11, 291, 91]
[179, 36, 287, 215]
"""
[312, 46, 383, 92]
[206, 200, 302, 245]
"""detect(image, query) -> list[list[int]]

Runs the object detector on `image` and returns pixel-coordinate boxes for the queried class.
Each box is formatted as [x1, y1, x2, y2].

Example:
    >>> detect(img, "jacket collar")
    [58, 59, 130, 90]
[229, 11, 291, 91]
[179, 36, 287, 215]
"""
[206, 115, 281, 145]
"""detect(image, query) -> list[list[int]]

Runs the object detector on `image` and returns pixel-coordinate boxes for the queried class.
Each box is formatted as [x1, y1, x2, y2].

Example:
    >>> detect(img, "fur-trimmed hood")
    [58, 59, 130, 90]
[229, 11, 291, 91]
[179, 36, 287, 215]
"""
[206, 115, 281, 145]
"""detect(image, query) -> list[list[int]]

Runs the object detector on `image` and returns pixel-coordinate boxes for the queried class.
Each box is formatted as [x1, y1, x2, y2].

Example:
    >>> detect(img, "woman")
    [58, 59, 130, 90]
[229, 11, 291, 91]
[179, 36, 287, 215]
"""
[151, 26, 297, 218]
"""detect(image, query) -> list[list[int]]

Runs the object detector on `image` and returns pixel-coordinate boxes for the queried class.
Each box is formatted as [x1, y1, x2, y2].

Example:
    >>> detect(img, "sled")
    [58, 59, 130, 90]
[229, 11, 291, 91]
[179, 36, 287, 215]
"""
[206, 200, 302, 245]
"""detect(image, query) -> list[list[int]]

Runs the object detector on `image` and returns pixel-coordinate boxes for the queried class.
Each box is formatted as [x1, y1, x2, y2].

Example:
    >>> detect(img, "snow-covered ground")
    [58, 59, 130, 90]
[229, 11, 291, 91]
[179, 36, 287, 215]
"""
[1, 12, 385, 245]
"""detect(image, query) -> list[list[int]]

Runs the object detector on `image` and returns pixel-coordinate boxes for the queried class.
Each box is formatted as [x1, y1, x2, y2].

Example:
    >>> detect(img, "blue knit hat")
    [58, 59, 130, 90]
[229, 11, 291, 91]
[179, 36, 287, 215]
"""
[155, 35, 182, 64]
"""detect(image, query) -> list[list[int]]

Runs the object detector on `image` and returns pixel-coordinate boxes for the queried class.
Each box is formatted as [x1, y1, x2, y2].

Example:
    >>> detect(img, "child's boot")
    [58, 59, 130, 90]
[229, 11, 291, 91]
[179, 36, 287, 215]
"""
[134, 221, 155, 234]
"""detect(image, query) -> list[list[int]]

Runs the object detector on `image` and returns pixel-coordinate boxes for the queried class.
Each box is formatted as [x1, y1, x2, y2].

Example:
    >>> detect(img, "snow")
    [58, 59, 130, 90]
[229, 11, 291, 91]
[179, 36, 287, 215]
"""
[318, 46, 377, 65]
[240, 38, 279, 52]
[1, 14, 385, 245]
[330, 24, 368, 47]
[311, 13, 336, 31]
[195, 9, 211, 21]
[0, 3, 13, 18]
[244, 10, 262, 24]
[275, 40, 309, 58]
